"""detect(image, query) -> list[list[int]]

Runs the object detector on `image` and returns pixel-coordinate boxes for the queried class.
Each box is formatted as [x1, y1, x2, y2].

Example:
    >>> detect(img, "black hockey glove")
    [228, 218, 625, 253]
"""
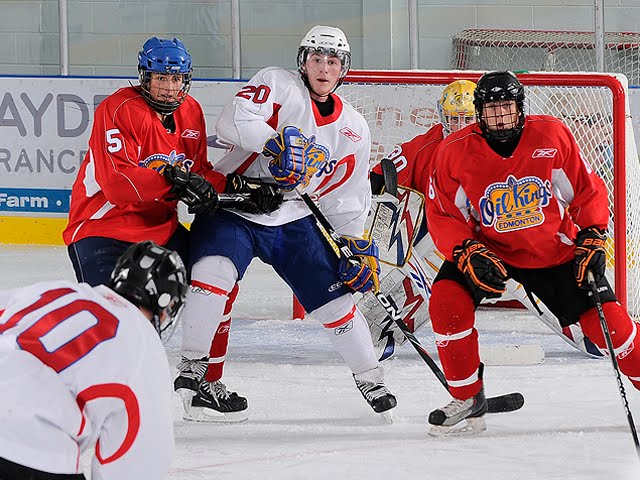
[453, 239, 508, 300]
[163, 164, 219, 215]
[225, 173, 284, 214]
[574, 226, 607, 288]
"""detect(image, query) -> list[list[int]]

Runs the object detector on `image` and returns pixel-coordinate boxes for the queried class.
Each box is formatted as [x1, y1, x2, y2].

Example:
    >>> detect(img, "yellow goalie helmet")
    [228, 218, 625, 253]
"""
[437, 80, 477, 136]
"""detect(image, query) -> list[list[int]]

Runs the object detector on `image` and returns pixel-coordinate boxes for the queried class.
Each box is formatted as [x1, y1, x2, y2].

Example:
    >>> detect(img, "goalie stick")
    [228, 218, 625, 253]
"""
[297, 190, 524, 415]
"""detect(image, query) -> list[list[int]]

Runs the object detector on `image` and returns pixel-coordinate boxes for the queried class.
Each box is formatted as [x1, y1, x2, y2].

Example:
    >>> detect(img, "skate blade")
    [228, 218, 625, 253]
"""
[183, 408, 249, 424]
[428, 416, 486, 437]
[379, 411, 393, 425]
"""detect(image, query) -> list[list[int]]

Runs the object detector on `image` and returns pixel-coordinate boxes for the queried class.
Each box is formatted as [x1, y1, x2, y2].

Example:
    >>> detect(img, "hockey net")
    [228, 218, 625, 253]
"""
[336, 70, 640, 319]
[451, 29, 640, 86]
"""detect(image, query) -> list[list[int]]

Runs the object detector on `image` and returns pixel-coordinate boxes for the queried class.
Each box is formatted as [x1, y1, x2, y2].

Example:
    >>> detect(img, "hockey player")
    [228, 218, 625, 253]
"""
[0, 241, 188, 479]
[371, 80, 477, 197]
[174, 25, 396, 422]
[364, 79, 600, 362]
[425, 70, 640, 435]
[63, 36, 279, 286]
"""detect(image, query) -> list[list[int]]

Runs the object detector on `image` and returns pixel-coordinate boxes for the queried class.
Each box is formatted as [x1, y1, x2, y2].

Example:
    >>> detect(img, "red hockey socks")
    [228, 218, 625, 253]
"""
[205, 284, 239, 383]
[429, 280, 482, 399]
[578, 302, 640, 390]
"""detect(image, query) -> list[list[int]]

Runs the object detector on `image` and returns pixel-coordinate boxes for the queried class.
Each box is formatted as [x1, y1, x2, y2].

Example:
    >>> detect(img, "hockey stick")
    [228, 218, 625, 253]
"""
[297, 190, 524, 414]
[587, 271, 640, 459]
[378, 158, 398, 196]
[218, 192, 253, 208]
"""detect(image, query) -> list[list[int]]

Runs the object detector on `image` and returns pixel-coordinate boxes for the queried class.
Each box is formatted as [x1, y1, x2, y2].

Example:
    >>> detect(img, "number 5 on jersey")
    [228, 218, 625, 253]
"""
[106, 128, 123, 153]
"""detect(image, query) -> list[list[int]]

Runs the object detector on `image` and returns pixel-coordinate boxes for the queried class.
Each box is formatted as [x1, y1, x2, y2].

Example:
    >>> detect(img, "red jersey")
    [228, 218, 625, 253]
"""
[426, 115, 609, 269]
[372, 124, 444, 195]
[63, 86, 225, 245]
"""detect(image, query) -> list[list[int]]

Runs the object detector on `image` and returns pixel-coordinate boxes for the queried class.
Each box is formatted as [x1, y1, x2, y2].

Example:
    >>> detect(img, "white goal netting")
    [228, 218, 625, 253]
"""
[341, 70, 640, 317]
[451, 29, 640, 86]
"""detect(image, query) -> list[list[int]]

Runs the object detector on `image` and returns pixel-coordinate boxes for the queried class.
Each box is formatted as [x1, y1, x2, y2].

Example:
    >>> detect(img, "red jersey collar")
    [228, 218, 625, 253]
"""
[311, 94, 343, 126]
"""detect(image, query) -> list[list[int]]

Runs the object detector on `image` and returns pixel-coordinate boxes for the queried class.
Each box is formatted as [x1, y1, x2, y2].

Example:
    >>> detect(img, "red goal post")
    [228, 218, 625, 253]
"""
[292, 70, 640, 319]
[339, 70, 639, 318]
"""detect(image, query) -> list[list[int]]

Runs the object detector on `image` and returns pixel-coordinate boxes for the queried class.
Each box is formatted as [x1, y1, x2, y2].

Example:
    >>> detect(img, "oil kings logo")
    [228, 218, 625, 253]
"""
[298, 133, 332, 185]
[479, 175, 552, 232]
[139, 150, 193, 173]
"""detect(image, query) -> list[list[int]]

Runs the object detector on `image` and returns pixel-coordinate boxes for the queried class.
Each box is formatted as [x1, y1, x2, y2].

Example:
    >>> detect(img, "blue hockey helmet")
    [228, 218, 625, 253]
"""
[137, 37, 193, 115]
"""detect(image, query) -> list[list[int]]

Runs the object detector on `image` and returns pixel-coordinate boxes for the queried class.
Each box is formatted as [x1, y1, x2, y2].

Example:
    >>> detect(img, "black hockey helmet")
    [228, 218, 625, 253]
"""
[474, 71, 526, 141]
[110, 240, 188, 338]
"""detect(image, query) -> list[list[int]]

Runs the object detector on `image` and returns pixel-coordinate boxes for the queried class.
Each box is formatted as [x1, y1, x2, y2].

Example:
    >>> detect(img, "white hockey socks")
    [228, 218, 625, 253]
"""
[310, 294, 380, 375]
[181, 255, 238, 358]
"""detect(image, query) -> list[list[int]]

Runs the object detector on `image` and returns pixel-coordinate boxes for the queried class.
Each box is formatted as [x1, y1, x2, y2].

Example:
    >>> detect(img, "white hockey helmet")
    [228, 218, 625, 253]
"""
[297, 25, 352, 80]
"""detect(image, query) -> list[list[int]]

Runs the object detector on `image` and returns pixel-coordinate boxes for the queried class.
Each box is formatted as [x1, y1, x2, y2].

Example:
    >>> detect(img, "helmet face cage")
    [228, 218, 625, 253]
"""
[297, 26, 352, 88]
[297, 46, 351, 79]
[437, 80, 477, 137]
[137, 37, 193, 115]
[110, 241, 188, 339]
[473, 71, 526, 142]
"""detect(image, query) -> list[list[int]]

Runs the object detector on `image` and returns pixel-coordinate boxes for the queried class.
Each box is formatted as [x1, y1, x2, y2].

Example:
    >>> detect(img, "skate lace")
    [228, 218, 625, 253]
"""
[441, 398, 471, 416]
[355, 379, 389, 401]
[203, 380, 231, 400]
[177, 356, 208, 378]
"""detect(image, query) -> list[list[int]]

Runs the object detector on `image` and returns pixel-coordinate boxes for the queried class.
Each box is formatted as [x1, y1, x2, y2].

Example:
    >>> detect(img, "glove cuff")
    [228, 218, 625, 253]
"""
[577, 226, 607, 239]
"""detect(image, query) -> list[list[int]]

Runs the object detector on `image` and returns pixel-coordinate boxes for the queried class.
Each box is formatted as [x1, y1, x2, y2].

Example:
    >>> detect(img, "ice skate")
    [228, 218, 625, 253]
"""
[353, 366, 397, 421]
[183, 380, 248, 423]
[428, 388, 487, 436]
[173, 356, 208, 412]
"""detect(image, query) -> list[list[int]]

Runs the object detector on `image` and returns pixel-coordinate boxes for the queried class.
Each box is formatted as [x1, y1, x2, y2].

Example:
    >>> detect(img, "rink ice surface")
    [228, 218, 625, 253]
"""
[2, 245, 640, 480]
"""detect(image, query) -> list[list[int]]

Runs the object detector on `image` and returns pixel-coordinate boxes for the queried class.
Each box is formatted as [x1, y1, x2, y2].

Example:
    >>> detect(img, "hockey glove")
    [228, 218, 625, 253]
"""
[453, 239, 508, 300]
[263, 126, 308, 191]
[338, 237, 381, 293]
[225, 173, 284, 214]
[574, 226, 607, 288]
[163, 164, 219, 215]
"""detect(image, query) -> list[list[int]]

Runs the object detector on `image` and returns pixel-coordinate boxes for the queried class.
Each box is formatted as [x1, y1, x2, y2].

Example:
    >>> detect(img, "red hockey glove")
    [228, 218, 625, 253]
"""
[574, 226, 607, 288]
[453, 239, 508, 300]
[163, 164, 219, 215]
[338, 237, 381, 293]
[263, 126, 308, 191]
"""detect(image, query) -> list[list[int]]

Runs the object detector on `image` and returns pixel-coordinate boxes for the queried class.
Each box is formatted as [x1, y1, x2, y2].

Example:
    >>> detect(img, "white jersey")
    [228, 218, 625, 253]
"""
[0, 281, 173, 479]
[215, 67, 372, 237]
